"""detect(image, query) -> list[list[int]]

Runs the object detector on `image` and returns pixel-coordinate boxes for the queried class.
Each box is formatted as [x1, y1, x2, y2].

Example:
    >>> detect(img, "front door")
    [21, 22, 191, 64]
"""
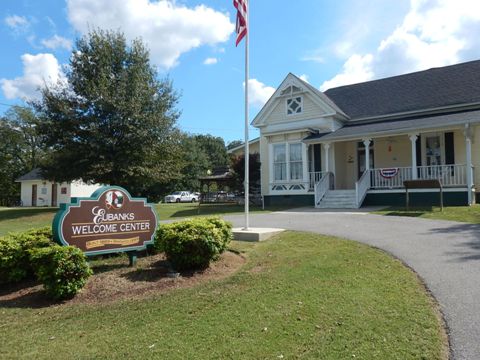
[51, 183, 57, 207]
[32, 184, 37, 206]
[357, 141, 374, 179]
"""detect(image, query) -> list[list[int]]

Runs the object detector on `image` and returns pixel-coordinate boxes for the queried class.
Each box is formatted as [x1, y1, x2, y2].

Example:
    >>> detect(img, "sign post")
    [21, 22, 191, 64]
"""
[53, 186, 158, 264]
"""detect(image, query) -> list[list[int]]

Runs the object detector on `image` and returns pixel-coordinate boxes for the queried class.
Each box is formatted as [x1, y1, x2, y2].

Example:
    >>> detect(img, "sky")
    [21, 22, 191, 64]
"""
[1, 0, 480, 144]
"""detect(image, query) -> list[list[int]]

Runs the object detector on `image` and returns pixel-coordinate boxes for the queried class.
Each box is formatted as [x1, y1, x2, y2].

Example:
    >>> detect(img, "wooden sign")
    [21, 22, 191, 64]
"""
[53, 186, 158, 256]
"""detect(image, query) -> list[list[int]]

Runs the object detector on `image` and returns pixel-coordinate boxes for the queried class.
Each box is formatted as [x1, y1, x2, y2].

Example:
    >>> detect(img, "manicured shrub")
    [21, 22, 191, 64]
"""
[0, 227, 54, 284]
[0, 238, 25, 284]
[30, 245, 92, 300]
[156, 217, 232, 271]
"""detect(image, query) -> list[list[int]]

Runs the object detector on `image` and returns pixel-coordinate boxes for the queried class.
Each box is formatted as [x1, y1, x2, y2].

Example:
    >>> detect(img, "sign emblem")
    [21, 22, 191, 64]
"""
[53, 186, 158, 256]
[105, 190, 124, 209]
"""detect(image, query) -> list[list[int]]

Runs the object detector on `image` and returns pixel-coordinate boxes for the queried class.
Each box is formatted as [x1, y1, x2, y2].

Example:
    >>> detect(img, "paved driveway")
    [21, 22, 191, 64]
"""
[224, 209, 480, 360]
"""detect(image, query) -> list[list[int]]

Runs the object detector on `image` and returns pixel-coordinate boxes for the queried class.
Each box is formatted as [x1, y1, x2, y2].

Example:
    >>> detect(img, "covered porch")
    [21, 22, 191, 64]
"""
[303, 124, 476, 208]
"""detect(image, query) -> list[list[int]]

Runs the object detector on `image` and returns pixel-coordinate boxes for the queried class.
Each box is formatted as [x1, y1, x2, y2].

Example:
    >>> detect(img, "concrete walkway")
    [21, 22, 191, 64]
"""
[224, 209, 480, 360]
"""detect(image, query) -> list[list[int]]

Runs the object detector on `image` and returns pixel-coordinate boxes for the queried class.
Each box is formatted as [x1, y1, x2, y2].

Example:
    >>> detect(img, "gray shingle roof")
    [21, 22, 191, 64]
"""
[304, 109, 480, 142]
[15, 168, 45, 182]
[324, 60, 480, 120]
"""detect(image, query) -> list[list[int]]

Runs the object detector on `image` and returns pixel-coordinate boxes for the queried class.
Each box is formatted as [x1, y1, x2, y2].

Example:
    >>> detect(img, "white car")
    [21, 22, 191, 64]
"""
[164, 191, 198, 203]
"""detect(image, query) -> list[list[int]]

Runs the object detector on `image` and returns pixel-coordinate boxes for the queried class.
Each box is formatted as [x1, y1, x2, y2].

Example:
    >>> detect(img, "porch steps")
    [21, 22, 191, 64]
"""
[316, 190, 358, 209]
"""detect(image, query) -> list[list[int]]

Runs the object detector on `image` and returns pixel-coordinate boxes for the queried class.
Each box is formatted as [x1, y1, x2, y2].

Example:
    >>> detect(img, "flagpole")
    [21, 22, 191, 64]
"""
[243, 2, 250, 230]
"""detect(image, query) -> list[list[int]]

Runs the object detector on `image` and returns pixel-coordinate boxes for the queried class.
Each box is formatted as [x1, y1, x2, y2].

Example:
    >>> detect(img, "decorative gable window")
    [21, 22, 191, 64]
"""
[287, 96, 303, 115]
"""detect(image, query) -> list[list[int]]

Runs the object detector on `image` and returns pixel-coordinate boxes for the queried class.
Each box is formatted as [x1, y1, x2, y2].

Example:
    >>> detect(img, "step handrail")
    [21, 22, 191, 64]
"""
[355, 169, 370, 208]
[314, 172, 332, 206]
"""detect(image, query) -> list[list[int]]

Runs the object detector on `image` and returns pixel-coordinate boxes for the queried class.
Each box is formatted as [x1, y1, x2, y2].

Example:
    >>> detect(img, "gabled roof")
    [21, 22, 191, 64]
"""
[15, 168, 44, 182]
[324, 60, 480, 120]
[252, 73, 348, 127]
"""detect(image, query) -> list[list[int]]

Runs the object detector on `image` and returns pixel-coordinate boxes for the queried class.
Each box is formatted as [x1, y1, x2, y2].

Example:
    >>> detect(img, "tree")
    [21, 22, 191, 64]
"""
[226, 140, 243, 151]
[0, 106, 45, 205]
[230, 153, 261, 193]
[35, 29, 183, 195]
[194, 134, 229, 170]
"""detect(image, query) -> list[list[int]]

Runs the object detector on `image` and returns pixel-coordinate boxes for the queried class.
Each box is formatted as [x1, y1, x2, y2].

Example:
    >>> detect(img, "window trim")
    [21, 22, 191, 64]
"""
[270, 141, 305, 184]
[286, 96, 303, 116]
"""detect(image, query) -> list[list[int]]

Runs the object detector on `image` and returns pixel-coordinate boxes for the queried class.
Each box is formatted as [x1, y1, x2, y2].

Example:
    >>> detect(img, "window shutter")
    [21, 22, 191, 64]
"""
[445, 132, 455, 165]
[416, 137, 422, 166]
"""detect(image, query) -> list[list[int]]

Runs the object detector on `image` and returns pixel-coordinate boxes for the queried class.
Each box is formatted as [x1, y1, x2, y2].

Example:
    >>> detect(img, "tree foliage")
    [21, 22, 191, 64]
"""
[35, 29, 183, 194]
[230, 153, 261, 192]
[226, 139, 243, 151]
[0, 106, 44, 204]
[194, 134, 229, 170]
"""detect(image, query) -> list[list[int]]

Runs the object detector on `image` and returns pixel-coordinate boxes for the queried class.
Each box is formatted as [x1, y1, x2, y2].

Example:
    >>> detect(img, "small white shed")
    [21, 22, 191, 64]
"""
[16, 169, 103, 207]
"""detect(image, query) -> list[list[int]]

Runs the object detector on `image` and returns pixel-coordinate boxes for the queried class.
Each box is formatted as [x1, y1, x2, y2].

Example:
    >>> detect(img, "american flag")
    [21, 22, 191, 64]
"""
[233, 0, 247, 46]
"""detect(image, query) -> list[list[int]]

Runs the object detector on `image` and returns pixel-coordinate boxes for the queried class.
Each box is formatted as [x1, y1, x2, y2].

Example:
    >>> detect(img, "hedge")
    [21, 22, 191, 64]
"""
[0, 227, 54, 284]
[155, 217, 232, 271]
[0, 227, 92, 300]
[30, 245, 92, 300]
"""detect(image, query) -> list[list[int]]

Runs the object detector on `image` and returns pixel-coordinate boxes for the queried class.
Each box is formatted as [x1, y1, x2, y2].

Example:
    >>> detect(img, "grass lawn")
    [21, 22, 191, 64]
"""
[373, 204, 480, 223]
[0, 203, 287, 237]
[0, 231, 447, 359]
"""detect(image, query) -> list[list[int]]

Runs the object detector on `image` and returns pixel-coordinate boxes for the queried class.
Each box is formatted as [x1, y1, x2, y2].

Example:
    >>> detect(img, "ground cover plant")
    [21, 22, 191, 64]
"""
[373, 204, 480, 223]
[0, 231, 447, 359]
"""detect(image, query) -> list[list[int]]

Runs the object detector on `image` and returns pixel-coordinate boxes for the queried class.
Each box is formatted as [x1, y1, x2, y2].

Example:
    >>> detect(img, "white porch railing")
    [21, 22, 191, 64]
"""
[371, 167, 412, 189]
[314, 172, 332, 206]
[309, 171, 326, 191]
[355, 170, 370, 207]
[370, 164, 468, 189]
[417, 164, 467, 187]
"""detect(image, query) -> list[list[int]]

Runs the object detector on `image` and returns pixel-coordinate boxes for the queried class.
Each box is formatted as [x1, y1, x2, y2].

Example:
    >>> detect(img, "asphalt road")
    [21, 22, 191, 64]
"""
[224, 209, 480, 360]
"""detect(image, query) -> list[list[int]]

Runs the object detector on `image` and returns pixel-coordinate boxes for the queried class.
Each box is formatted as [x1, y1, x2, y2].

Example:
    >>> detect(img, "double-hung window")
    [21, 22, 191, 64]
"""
[273, 144, 287, 181]
[272, 142, 304, 182]
[289, 143, 303, 180]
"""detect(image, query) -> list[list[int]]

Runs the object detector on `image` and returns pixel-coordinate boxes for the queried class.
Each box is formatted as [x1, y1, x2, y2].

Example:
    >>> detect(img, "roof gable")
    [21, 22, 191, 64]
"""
[252, 73, 348, 128]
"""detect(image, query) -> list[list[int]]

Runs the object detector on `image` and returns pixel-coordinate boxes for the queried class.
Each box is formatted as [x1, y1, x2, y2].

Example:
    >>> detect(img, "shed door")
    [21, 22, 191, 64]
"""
[32, 184, 37, 206]
[51, 183, 57, 207]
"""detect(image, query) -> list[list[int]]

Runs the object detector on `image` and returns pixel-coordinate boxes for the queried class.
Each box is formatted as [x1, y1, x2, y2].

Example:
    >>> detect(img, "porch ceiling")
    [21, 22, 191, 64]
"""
[303, 109, 480, 142]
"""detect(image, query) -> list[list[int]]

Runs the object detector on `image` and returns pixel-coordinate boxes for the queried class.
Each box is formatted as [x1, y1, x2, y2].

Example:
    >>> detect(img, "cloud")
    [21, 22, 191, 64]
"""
[203, 57, 218, 65]
[41, 35, 73, 51]
[244, 79, 275, 107]
[66, 0, 234, 69]
[1, 53, 65, 100]
[320, 54, 374, 91]
[4, 15, 30, 32]
[299, 74, 309, 83]
[321, 0, 480, 90]
[301, 51, 324, 63]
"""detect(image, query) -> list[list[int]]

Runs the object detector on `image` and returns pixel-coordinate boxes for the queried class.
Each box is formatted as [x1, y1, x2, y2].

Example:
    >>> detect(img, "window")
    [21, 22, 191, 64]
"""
[272, 142, 304, 182]
[287, 96, 302, 115]
[425, 135, 442, 166]
[61, 187, 67, 194]
[289, 143, 303, 180]
[273, 144, 287, 181]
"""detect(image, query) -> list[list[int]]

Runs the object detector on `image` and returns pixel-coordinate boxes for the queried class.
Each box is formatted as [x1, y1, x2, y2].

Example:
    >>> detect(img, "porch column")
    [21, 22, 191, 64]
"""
[362, 139, 371, 171]
[302, 143, 309, 185]
[409, 134, 419, 180]
[465, 124, 473, 205]
[323, 143, 330, 172]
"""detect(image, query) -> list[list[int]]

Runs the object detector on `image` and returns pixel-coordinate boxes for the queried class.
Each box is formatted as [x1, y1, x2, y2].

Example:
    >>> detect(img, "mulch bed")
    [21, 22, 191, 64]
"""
[0, 251, 245, 308]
